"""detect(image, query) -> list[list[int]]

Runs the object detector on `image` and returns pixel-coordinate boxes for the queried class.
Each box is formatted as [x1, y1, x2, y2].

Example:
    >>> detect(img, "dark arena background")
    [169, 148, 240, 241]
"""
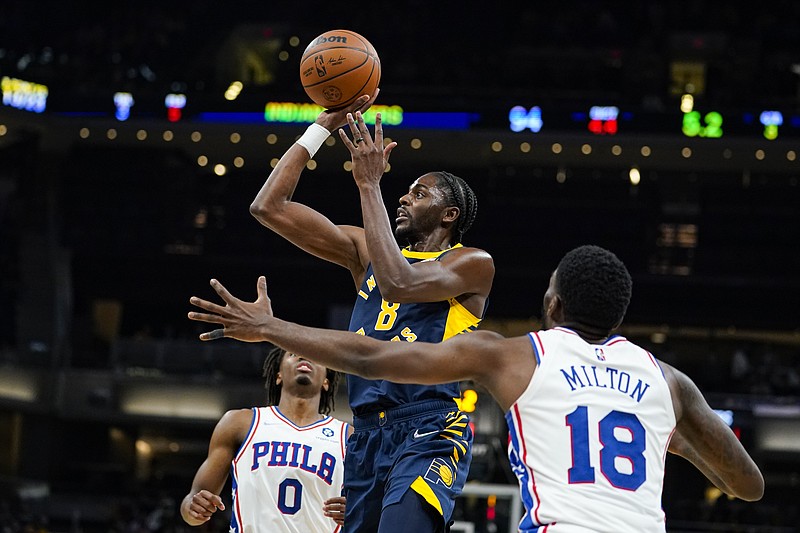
[1, 2, 799, 532]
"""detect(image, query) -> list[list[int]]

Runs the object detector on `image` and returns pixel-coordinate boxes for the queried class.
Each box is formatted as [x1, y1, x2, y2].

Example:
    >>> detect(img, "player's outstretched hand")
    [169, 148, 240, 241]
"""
[339, 110, 397, 188]
[185, 489, 225, 522]
[316, 88, 379, 133]
[188, 276, 273, 343]
[323, 496, 346, 526]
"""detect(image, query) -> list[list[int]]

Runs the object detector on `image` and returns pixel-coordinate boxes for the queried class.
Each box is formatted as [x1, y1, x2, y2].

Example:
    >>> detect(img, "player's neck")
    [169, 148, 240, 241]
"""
[406, 231, 455, 252]
[277, 396, 325, 426]
[558, 322, 611, 344]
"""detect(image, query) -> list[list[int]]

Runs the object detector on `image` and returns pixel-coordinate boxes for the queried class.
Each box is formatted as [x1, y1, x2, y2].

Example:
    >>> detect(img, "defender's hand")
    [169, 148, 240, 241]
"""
[188, 276, 273, 342]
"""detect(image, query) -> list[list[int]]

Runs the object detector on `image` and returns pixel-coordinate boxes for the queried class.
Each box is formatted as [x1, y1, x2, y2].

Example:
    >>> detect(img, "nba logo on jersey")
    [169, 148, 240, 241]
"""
[424, 458, 455, 488]
[595, 347, 606, 361]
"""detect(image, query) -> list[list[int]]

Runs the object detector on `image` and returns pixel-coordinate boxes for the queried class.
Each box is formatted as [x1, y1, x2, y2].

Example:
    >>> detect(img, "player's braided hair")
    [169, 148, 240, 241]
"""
[263, 346, 339, 415]
[432, 171, 478, 244]
[555, 245, 632, 332]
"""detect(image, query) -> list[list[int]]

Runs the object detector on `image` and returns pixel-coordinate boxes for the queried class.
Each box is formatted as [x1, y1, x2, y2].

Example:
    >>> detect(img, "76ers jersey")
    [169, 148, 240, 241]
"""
[230, 407, 348, 533]
[506, 327, 676, 533]
[347, 245, 484, 413]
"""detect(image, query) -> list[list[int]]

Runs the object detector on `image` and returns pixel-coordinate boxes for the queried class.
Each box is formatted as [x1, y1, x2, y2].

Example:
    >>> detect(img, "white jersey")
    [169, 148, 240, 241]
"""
[231, 406, 348, 533]
[505, 327, 676, 533]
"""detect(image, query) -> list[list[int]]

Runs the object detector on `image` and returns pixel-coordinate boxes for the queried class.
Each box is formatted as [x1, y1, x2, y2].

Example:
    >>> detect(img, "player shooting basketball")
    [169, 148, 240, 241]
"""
[248, 92, 495, 532]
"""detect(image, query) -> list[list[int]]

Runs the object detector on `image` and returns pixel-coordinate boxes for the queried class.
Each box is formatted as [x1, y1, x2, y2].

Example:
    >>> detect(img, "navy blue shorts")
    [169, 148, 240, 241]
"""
[343, 400, 473, 532]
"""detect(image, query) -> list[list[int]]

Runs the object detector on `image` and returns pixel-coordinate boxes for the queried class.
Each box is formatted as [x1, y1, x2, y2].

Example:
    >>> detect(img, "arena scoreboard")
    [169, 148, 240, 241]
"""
[3, 74, 800, 140]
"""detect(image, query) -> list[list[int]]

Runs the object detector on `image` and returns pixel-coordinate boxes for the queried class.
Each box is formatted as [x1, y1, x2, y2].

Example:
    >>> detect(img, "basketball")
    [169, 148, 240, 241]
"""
[300, 29, 381, 109]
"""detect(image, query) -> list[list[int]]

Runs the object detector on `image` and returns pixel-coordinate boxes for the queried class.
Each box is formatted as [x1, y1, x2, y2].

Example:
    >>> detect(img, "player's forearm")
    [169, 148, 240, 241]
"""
[672, 421, 764, 501]
[710, 443, 764, 501]
[261, 316, 405, 381]
[358, 183, 413, 297]
[250, 144, 311, 226]
[669, 437, 736, 496]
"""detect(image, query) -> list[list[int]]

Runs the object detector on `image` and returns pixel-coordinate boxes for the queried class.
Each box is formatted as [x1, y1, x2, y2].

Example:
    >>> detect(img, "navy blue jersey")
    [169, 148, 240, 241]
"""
[346, 245, 483, 414]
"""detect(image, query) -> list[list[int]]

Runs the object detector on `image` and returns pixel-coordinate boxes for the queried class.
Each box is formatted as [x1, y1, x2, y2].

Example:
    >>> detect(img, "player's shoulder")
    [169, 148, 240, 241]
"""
[332, 416, 353, 433]
[450, 244, 492, 259]
[466, 329, 505, 341]
[454, 329, 522, 352]
[213, 408, 257, 443]
[219, 407, 256, 427]
[441, 245, 495, 270]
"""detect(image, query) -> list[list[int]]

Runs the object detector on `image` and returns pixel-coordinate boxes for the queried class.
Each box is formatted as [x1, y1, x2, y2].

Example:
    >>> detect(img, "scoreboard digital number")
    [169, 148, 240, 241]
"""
[507, 99, 795, 140]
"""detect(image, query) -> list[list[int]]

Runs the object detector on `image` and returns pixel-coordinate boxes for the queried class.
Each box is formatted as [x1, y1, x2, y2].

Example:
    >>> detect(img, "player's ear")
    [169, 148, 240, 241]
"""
[276, 373, 282, 386]
[548, 294, 565, 323]
[442, 206, 459, 224]
[321, 378, 330, 392]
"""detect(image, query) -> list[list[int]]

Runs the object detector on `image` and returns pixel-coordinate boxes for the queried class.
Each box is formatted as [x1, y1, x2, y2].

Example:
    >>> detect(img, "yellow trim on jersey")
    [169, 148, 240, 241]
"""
[441, 434, 468, 455]
[400, 243, 463, 260]
[411, 476, 444, 516]
[398, 244, 482, 339]
[444, 299, 481, 340]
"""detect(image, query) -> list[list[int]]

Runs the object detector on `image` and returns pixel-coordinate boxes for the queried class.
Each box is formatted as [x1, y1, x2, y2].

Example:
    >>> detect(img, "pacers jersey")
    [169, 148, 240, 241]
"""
[505, 327, 676, 533]
[230, 407, 348, 533]
[347, 245, 483, 413]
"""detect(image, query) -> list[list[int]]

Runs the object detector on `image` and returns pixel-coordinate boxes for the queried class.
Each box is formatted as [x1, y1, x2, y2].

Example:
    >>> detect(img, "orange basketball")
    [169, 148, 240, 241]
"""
[300, 29, 381, 109]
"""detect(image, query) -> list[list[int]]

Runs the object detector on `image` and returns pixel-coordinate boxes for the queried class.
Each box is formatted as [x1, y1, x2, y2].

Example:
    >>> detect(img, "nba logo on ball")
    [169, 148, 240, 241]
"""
[300, 29, 381, 109]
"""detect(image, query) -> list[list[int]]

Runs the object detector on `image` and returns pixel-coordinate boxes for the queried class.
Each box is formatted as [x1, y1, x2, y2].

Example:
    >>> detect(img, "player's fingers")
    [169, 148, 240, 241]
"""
[325, 496, 346, 505]
[354, 111, 371, 139]
[209, 278, 238, 305]
[191, 491, 220, 514]
[353, 111, 377, 150]
[337, 128, 356, 151]
[189, 296, 228, 316]
[256, 276, 268, 302]
[374, 112, 383, 142]
[188, 509, 212, 521]
[210, 494, 226, 511]
[345, 113, 359, 138]
[199, 328, 226, 341]
[384, 141, 397, 164]
[187, 310, 224, 324]
[358, 88, 379, 114]
[353, 93, 371, 111]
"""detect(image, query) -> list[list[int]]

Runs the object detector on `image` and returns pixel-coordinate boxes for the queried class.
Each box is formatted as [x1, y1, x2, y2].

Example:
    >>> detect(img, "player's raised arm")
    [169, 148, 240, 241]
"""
[663, 362, 764, 501]
[338, 111, 494, 305]
[249, 93, 378, 287]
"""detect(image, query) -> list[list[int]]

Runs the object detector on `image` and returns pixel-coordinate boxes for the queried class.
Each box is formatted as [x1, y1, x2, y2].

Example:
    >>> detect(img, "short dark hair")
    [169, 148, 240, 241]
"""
[555, 245, 632, 331]
[432, 171, 477, 244]
[262, 346, 339, 415]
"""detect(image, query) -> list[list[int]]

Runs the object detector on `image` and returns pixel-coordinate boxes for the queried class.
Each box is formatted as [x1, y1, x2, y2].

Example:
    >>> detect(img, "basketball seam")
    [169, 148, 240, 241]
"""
[300, 46, 376, 63]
